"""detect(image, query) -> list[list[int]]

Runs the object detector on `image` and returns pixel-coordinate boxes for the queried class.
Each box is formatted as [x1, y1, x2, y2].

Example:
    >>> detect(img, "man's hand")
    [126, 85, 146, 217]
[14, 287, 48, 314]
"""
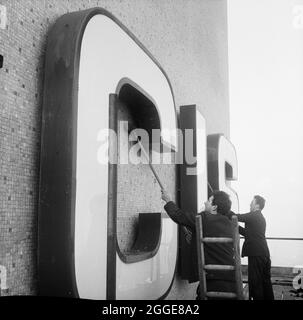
[161, 189, 171, 203]
[226, 210, 236, 220]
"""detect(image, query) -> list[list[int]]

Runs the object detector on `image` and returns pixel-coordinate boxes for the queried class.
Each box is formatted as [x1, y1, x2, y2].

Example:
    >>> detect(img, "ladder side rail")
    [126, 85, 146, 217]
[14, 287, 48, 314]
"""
[232, 216, 244, 300]
[196, 214, 207, 300]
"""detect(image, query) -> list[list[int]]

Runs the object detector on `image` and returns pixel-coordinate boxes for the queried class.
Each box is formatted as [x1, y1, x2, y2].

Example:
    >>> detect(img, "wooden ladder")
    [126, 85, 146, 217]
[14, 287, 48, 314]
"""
[196, 214, 244, 300]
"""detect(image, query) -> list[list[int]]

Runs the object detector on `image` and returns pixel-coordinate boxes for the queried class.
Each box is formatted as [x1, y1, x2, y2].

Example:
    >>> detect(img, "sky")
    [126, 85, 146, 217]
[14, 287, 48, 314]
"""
[228, 0, 303, 266]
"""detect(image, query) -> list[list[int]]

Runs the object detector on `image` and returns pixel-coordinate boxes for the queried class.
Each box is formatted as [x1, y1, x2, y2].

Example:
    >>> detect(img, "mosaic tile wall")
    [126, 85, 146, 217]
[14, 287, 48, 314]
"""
[0, 0, 229, 298]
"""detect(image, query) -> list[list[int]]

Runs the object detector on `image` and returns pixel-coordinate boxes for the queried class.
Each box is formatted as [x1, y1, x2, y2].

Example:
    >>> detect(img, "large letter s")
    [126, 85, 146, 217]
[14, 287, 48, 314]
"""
[207, 134, 239, 212]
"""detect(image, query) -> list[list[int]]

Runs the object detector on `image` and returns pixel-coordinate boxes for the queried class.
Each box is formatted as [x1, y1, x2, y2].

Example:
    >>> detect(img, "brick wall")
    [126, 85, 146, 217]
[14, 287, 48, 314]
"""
[0, 0, 229, 298]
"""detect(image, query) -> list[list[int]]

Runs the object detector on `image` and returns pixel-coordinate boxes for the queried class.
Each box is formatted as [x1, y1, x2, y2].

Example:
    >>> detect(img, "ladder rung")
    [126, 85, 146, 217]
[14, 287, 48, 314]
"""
[204, 264, 235, 271]
[195, 214, 244, 300]
[206, 292, 237, 299]
[202, 237, 233, 243]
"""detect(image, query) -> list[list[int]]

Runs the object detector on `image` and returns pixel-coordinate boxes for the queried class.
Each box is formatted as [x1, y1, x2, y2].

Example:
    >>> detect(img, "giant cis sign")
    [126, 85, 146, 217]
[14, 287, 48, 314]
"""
[38, 8, 238, 300]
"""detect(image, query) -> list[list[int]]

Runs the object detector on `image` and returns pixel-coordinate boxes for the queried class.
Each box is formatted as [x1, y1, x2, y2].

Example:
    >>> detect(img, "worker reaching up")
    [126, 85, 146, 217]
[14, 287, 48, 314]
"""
[161, 189, 237, 299]
[228, 195, 274, 300]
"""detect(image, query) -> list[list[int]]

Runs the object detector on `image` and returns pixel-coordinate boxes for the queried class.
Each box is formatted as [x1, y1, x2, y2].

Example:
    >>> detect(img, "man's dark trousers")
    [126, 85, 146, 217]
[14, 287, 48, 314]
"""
[234, 209, 275, 300]
[248, 256, 274, 300]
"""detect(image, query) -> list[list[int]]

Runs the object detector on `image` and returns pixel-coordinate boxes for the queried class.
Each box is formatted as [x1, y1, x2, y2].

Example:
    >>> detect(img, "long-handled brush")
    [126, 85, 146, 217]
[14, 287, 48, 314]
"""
[136, 137, 165, 190]
[130, 129, 193, 243]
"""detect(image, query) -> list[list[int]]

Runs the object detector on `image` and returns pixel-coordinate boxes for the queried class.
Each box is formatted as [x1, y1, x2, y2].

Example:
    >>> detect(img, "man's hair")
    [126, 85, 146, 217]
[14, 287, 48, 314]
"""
[254, 195, 265, 210]
[211, 191, 231, 215]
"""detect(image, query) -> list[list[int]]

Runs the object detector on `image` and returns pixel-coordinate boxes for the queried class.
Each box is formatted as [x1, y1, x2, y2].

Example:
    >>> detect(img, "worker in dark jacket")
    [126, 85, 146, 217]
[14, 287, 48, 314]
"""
[232, 195, 274, 300]
[161, 190, 236, 299]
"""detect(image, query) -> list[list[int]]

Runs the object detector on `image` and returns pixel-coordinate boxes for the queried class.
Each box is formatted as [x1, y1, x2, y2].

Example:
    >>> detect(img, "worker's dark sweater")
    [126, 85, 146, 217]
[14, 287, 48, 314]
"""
[164, 201, 235, 283]
[235, 210, 270, 257]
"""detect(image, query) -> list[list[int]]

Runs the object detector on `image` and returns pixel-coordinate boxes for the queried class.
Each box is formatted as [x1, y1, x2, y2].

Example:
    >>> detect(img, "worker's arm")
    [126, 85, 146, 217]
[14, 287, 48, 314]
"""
[161, 190, 196, 229]
[226, 210, 252, 223]
[236, 212, 253, 223]
[227, 211, 246, 236]
[226, 210, 235, 220]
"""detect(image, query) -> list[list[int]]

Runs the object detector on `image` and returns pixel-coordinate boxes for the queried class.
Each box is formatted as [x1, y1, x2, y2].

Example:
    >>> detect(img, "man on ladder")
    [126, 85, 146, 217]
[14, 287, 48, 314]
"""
[134, 136, 243, 299]
[162, 189, 243, 300]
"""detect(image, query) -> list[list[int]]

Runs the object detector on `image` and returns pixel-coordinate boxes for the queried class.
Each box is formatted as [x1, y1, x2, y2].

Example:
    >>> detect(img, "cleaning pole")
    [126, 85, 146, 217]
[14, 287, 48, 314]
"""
[136, 136, 165, 190]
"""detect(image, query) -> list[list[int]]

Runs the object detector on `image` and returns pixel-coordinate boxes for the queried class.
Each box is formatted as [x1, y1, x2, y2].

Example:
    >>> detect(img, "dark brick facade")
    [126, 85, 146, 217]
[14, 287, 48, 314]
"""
[0, 0, 229, 298]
